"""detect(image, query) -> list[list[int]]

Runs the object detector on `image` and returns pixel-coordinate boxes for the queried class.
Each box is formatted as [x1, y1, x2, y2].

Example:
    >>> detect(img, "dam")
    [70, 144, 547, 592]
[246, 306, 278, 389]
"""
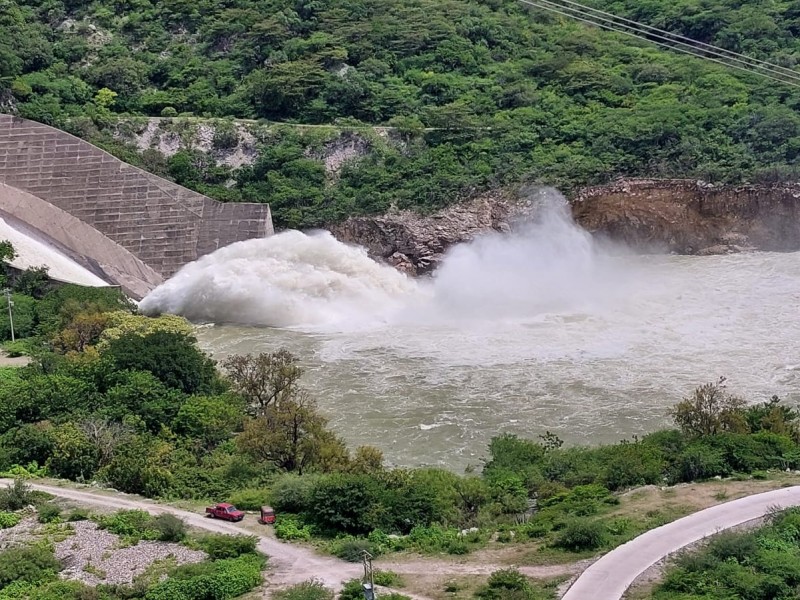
[0, 114, 273, 298]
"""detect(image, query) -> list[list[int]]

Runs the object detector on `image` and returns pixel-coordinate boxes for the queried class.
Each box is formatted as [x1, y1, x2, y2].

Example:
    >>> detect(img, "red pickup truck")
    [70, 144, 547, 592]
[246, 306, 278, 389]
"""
[205, 503, 245, 522]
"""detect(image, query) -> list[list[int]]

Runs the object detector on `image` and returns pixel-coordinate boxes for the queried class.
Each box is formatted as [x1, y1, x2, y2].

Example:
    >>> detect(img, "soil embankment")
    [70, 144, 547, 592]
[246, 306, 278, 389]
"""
[330, 179, 800, 273]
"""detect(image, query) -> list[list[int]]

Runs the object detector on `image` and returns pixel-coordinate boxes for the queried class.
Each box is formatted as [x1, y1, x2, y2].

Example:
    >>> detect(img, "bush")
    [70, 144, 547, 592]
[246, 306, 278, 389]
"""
[553, 519, 608, 552]
[66, 508, 90, 522]
[274, 580, 334, 600]
[0, 478, 34, 511]
[0, 511, 20, 529]
[0, 544, 61, 590]
[37, 503, 61, 524]
[270, 473, 316, 514]
[195, 534, 258, 559]
[149, 513, 186, 542]
[212, 122, 239, 150]
[227, 488, 270, 511]
[144, 553, 264, 600]
[373, 570, 404, 587]
[333, 538, 374, 562]
[275, 516, 312, 541]
[476, 569, 533, 600]
[338, 580, 364, 600]
[160, 107, 177, 117]
[97, 510, 158, 542]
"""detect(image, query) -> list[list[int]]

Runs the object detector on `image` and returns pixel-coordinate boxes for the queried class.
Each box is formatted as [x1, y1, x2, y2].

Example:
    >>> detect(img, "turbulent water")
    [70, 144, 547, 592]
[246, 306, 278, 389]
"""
[141, 192, 800, 470]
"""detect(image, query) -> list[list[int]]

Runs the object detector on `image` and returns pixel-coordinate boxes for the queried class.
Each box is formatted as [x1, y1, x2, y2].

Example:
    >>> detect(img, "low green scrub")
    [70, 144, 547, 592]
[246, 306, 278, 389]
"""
[475, 569, 554, 600]
[97, 510, 187, 544]
[192, 534, 258, 559]
[0, 479, 34, 511]
[0, 544, 61, 591]
[552, 519, 609, 552]
[653, 507, 800, 599]
[36, 503, 61, 524]
[0, 512, 20, 529]
[226, 487, 271, 511]
[274, 580, 334, 600]
[373, 570, 404, 587]
[275, 515, 313, 541]
[144, 553, 265, 600]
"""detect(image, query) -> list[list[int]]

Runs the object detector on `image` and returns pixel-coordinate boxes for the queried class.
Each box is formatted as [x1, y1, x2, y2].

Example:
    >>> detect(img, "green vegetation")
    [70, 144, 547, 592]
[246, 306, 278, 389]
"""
[0, 276, 798, 565]
[5, 0, 800, 227]
[652, 507, 800, 599]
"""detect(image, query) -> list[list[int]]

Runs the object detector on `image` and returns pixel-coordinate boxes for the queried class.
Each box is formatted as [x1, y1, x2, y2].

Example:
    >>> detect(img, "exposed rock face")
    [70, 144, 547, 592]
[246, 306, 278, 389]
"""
[329, 192, 529, 275]
[329, 179, 800, 274]
[573, 179, 800, 254]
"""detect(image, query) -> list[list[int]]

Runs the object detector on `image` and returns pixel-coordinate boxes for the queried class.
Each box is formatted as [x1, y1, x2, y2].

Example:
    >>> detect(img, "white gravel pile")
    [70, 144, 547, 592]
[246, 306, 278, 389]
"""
[55, 521, 207, 585]
[0, 516, 38, 550]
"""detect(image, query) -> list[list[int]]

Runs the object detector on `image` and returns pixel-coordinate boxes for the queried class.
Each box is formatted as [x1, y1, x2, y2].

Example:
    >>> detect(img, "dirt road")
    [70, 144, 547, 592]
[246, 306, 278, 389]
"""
[561, 485, 800, 600]
[0, 480, 361, 589]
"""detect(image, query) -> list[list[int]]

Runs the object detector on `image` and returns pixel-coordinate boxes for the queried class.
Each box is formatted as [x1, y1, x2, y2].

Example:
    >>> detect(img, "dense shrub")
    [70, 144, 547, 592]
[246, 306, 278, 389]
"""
[66, 508, 90, 522]
[0, 478, 34, 511]
[97, 510, 158, 542]
[149, 513, 186, 542]
[144, 554, 264, 600]
[36, 503, 61, 524]
[0, 545, 61, 590]
[476, 569, 534, 600]
[332, 539, 374, 563]
[274, 580, 334, 600]
[0, 511, 20, 529]
[274, 516, 312, 541]
[226, 488, 270, 511]
[553, 519, 609, 552]
[194, 534, 258, 560]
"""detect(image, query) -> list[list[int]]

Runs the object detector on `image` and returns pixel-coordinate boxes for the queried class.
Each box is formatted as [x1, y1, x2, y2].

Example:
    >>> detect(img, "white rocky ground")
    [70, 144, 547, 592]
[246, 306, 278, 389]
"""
[55, 521, 207, 586]
[0, 516, 206, 587]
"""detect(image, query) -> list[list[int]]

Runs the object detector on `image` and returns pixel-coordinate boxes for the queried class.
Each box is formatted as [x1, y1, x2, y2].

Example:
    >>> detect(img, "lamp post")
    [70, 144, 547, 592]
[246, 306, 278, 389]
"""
[2, 288, 13, 342]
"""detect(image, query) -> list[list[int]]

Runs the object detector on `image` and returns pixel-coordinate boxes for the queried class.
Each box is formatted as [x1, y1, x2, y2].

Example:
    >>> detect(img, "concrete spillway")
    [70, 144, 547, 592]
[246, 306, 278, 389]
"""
[0, 114, 273, 298]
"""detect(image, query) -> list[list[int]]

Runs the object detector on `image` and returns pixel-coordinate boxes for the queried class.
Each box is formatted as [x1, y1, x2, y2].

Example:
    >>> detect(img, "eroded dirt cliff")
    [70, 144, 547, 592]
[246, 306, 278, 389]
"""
[329, 179, 800, 273]
[573, 179, 800, 254]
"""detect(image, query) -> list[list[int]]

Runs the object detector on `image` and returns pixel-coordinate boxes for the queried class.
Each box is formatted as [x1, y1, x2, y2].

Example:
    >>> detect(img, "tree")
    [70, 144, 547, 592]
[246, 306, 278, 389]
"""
[46, 422, 99, 480]
[222, 350, 303, 416]
[236, 391, 347, 474]
[77, 417, 132, 467]
[103, 330, 218, 395]
[102, 370, 187, 431]
[51, 311, 110, 353]
[670, 378, 749, 437]
[173, 394, 243, 450]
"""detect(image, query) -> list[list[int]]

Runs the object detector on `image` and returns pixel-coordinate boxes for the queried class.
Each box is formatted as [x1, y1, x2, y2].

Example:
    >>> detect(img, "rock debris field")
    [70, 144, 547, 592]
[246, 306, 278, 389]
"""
[4, 517, 206, 586]
[55, 521, 207, 585]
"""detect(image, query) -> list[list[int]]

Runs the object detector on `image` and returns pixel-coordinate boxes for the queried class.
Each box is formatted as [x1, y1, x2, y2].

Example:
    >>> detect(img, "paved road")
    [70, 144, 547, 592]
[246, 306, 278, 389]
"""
[0, 480, 361, 589]
[562, 485, 800, 600]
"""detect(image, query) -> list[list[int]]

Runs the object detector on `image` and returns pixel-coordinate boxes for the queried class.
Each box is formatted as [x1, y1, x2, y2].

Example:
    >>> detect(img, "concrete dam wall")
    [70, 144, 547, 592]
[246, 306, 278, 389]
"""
[0, 114, 273, 298]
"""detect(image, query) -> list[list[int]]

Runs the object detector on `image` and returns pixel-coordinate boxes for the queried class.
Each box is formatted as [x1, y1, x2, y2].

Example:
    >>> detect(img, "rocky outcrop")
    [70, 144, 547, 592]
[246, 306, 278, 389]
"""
[329, 192, 529, 275]
[330, 179, 800, 274]
[573, 179, 800, 254]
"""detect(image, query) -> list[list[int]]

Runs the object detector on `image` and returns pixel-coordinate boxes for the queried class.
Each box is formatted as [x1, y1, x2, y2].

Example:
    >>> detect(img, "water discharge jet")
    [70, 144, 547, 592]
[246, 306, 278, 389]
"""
[141, 190, 800, 469]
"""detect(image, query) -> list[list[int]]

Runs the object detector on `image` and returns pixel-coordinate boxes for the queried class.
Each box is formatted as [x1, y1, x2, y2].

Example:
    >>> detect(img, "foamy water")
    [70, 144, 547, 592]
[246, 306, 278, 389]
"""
[142, 191, 800, 469]
[0, 218, 108, 287]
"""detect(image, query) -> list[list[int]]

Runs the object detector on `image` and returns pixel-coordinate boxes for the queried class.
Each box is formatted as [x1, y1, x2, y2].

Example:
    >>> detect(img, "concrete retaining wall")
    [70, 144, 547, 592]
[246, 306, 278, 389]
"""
[0, 114, 273, 294]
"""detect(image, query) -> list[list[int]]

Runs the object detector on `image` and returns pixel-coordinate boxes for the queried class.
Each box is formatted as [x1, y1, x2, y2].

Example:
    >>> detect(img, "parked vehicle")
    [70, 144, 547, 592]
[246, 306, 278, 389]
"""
[205, 503, 245, 522]
[258, 505, 276, 525]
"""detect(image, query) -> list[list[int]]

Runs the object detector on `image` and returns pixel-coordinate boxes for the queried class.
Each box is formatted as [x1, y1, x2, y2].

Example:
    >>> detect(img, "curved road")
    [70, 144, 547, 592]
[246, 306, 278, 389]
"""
[0, 480, 361, 589]
[562, 485, 800, 600]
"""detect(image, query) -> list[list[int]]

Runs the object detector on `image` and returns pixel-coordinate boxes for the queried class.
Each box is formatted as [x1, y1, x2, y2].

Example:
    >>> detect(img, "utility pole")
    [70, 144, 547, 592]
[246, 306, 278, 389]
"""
[361, 550, 375, 600]
[2, 289, 13, 342]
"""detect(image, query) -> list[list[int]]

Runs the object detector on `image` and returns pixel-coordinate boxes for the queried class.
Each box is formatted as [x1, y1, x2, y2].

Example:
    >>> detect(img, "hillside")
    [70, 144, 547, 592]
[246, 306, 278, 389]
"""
[4, 0, 800, 227]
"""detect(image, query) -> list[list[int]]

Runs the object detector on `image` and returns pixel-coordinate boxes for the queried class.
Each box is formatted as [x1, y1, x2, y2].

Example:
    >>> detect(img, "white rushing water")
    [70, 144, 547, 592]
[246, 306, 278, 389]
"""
[0, 217, 108, 287]
[141, 191, 800, 469]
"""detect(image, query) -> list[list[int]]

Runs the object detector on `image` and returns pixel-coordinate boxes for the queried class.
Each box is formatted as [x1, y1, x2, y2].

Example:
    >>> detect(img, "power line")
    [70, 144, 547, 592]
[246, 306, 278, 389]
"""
[518, 0, 800, 88]
[546, 0, 800, 82]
